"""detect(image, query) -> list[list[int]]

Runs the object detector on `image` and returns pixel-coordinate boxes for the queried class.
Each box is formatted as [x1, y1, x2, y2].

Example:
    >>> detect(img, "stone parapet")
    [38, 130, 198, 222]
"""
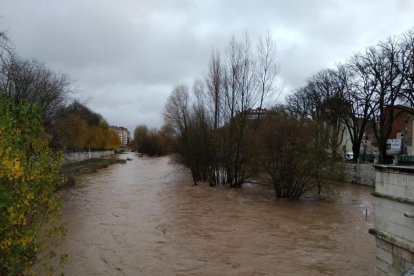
[370, 229, 414, 275]
[372, 165, 414, 275]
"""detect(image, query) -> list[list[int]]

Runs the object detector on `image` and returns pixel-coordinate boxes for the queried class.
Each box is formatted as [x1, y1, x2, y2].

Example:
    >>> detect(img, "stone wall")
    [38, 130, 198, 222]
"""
[375, 237, 414, 275]
[344, 163, 376, 187]
[371, 165, 414, 275]
[63, 150, 114, 164]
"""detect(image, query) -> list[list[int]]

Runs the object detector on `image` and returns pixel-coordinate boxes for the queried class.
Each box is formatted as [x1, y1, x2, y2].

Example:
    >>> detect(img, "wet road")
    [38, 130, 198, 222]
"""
[51, 153, 375, 275]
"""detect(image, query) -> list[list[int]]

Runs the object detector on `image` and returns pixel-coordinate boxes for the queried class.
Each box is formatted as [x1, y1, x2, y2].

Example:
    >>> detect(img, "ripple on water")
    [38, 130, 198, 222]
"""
[42, 153, 375, 275]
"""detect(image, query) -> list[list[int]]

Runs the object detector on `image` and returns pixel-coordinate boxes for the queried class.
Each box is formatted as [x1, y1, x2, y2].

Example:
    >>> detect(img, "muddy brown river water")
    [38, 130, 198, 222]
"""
[49, 153, 375, 275]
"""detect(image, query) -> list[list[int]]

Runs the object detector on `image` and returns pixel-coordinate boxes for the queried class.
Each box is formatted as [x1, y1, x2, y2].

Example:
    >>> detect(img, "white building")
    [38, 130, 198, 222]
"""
[110, 126, 129, 147]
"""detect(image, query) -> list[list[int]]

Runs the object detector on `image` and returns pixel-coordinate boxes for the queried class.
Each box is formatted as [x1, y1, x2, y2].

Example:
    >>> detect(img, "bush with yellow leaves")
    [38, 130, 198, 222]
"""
[0, 93, 64, 275]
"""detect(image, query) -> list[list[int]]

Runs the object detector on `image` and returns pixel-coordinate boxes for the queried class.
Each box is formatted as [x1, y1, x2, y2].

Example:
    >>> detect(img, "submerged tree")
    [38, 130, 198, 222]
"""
[253, 114, 330, 199]
[164, 84, 197, 184]
[165, 33, 280, 187]
[164, 84, 213, 184]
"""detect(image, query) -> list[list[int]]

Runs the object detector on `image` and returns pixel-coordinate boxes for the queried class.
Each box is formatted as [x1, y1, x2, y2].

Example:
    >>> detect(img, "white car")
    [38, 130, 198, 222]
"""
[345, 152, 354, 161]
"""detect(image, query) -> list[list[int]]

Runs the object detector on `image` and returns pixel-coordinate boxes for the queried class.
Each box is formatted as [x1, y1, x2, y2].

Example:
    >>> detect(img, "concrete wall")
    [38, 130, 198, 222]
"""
[63, 150, 114, 164]
[344, 163, 376, 187]
[375, 167, 414, 201]
[372, 165, 414, 275]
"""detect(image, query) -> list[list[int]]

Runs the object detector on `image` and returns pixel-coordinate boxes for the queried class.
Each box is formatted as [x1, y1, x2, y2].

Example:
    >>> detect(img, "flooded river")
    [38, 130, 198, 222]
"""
[51, 153, 375, 275]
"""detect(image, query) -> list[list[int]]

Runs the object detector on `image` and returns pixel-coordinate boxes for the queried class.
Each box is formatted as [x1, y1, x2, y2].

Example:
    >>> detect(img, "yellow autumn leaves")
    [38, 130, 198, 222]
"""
[1, 94, 63, 274]
[0, 157, 24, 180]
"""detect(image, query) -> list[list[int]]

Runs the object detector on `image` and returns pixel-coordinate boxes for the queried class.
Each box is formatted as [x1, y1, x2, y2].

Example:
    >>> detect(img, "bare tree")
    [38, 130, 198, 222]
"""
[222, 34, 259, 187]
[238, 33, 259, 112]
[192, 78, 206, 109]
[206, 50, 222, 131]
[222, 36, 242, 123]
[337, 55, 377, 161]
[401, 30, 414, 106]
[133, 124, 149, 152]
[257, 32, 279, 115]
[362, 37, 410, 162]
[164, 84, 198, 183]
[286, 68, 348, 158]
[286, 32, 414, 164]
[164, 84, 191, 137]
[0, 31, 11, 61]
[0, 56, 70, 129]
[0, 31, 7, 48]
[164, 84, 215, 185]
[308, 69, 348, 157]
[286, 86, 318, 120]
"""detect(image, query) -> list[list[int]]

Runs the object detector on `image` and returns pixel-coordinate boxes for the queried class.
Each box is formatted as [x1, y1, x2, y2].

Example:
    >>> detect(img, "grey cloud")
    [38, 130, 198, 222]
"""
[1, 0, 414, 131]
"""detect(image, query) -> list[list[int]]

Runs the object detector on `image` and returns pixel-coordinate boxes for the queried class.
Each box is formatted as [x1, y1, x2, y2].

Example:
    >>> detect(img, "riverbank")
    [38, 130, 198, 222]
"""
[61, 156, 127, 187]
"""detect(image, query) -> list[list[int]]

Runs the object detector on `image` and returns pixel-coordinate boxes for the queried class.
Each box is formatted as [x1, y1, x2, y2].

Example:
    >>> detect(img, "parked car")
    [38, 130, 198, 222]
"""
[345, 152, 354, 161]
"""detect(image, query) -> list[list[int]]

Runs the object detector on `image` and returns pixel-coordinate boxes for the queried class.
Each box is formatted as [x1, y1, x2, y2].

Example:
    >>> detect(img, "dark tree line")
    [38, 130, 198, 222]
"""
[132, 124, 170, 156]
[286, 30, 414, 163]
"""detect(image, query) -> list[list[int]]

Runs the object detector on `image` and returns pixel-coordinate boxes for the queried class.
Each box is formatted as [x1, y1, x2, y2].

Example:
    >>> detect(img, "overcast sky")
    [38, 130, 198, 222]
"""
[1, 0, 414, 132]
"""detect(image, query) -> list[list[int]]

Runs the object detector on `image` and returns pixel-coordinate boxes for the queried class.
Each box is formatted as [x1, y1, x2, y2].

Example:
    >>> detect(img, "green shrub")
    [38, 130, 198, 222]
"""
[0, 93, 63, 275]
